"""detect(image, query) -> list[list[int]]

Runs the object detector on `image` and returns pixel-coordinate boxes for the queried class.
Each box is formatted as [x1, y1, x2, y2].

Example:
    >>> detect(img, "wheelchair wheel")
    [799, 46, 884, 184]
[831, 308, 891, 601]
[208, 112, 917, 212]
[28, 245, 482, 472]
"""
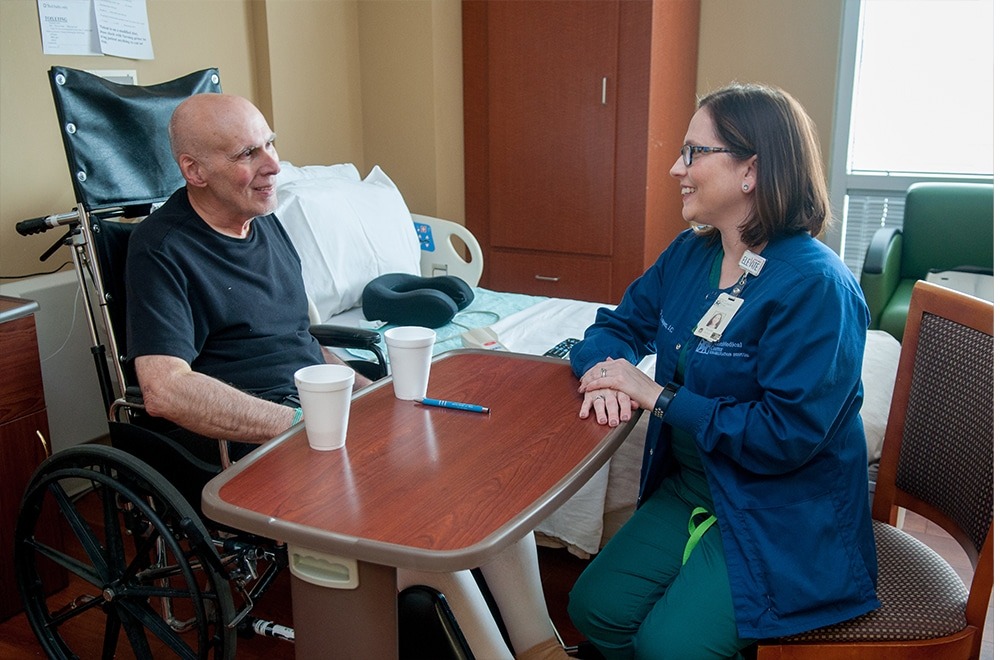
[15, 445, 237, 659]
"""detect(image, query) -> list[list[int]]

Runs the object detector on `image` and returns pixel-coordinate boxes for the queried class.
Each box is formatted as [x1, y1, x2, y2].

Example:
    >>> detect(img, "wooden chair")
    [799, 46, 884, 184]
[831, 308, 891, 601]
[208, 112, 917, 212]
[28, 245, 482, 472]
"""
[756, 280, 994, 659]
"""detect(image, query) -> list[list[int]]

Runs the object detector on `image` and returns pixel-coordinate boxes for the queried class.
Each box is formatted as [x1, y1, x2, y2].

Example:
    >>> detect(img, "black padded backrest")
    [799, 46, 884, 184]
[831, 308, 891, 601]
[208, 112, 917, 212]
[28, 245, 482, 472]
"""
[48, 66, 221, 209]
[895, 310, 994, 553]
[91, 216, 137, 371]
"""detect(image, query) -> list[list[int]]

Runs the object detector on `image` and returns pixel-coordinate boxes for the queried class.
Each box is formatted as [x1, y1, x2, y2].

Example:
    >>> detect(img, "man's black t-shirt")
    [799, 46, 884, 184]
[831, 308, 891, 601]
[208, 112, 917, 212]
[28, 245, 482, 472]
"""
[126, 188, 324, 403]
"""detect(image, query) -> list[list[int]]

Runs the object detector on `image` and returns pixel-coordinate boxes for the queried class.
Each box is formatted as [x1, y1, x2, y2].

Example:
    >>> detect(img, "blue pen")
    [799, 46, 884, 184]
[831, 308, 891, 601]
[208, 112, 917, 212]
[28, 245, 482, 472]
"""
[414, 397, 491, 415]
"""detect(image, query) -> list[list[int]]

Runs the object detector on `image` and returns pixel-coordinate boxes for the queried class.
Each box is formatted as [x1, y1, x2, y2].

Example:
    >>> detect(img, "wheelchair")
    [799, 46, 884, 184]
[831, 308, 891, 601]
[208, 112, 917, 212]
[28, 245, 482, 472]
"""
[13, 67, 481, 659]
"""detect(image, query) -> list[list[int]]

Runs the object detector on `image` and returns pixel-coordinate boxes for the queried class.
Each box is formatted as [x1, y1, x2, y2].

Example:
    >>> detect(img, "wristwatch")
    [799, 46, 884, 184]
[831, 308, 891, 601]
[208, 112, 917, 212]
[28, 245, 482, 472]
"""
[652, 382, 680, 419]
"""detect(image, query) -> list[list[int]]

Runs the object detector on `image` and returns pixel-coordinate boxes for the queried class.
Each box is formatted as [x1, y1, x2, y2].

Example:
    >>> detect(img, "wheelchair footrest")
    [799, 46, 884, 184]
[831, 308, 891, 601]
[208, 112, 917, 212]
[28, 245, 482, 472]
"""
[237, 616, 294, 642]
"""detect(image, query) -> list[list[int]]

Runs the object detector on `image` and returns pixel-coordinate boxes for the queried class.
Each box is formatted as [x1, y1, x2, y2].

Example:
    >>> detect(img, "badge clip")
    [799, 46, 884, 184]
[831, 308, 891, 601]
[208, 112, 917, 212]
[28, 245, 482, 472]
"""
[739, 250, 766, 277]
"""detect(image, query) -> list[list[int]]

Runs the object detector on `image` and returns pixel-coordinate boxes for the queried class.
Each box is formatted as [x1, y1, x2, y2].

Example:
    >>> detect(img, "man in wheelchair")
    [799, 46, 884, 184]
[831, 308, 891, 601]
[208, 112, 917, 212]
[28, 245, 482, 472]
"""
[127, 92, 370, 454]
[125, 92, 568, 660]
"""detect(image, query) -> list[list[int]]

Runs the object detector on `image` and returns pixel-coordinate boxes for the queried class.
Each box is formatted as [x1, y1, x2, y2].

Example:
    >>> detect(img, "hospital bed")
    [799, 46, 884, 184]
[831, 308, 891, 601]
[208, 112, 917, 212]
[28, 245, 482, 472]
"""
[273, 161, 904, 558]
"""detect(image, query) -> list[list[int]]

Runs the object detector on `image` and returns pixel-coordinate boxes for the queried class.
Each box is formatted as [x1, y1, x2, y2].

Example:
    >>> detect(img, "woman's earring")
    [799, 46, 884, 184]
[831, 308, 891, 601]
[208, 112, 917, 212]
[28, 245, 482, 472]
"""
[742, 183, 750, 192]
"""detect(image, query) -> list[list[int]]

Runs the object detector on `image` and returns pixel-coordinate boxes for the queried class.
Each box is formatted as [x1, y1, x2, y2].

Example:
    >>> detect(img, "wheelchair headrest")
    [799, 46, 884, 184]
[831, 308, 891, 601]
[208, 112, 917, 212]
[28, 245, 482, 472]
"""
[49, 66, 222, 209]
[362, 274, 474, 328]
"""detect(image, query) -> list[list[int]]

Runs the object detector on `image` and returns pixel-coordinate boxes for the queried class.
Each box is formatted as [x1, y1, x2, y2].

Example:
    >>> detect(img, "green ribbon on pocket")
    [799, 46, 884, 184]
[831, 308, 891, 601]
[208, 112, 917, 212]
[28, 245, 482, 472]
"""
[682, 506, 717, 566]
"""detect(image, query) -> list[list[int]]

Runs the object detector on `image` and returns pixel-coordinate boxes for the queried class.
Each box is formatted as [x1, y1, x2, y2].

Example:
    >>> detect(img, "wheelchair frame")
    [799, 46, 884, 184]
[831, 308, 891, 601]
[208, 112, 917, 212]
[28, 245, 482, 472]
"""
[17, 198, 299, 660]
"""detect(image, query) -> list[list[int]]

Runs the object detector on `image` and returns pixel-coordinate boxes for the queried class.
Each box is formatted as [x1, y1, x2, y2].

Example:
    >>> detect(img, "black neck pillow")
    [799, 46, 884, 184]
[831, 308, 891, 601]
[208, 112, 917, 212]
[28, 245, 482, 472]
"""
[362, 273, 474, 328]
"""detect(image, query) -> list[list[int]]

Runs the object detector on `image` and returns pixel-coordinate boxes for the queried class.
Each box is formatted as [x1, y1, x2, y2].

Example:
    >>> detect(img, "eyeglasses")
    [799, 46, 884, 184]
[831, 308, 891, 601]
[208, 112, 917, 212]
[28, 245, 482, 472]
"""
[680, 144, 734, 167]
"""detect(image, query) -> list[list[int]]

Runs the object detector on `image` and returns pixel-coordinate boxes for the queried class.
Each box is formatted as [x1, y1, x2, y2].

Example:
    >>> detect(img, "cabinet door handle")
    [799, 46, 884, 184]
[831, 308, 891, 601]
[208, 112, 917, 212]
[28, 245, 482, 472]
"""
[601, 77, 608, 105]
[534, 275, 560, 282]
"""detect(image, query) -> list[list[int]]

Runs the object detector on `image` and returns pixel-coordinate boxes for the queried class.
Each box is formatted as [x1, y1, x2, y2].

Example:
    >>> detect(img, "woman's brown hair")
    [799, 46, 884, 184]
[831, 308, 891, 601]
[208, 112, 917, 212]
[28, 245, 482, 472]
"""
[695, 83, 831, 246]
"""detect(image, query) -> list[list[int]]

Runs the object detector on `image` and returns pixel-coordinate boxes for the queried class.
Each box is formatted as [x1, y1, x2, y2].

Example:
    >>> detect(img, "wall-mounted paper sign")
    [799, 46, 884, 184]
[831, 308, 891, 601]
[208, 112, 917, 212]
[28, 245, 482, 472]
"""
[38, 0, 154, 60]
[38, 0, 102, 56]
[93, 0, 154, 59]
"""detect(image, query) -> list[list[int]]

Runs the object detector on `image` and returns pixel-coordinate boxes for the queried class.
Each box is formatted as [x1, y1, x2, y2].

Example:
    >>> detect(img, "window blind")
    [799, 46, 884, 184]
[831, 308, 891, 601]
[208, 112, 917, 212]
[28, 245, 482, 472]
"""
[841, 190, 906, 278]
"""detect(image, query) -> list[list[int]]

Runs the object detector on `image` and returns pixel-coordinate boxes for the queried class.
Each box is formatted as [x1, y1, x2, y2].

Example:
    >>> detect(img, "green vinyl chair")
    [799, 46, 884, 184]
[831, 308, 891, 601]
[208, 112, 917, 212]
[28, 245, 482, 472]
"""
[860, 182, 993, 341]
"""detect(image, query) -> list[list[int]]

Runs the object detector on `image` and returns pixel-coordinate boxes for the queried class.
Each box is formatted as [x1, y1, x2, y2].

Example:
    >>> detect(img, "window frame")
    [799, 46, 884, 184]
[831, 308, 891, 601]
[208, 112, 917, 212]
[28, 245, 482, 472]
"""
[826, 0, 994, 267]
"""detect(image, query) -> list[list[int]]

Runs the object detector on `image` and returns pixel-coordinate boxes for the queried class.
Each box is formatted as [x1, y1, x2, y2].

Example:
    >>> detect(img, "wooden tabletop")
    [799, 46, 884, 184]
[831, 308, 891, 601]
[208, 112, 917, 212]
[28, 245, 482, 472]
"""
[203, 350, 634, 572]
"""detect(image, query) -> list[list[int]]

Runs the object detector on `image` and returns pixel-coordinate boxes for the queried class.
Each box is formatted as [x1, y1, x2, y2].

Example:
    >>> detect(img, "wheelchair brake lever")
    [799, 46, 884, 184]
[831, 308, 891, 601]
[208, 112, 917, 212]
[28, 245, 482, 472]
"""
[39, 227, 77, 262]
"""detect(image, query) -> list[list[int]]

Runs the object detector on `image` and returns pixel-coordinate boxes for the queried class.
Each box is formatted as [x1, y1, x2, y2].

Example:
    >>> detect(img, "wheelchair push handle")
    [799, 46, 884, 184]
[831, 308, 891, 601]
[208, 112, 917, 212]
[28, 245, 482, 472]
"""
[16, 210, 79, 236]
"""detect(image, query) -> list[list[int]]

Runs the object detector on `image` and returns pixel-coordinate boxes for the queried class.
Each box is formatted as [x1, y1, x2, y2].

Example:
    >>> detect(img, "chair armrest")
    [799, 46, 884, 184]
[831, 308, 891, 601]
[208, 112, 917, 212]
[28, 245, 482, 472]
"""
[124, 385, 145, 405]
[862, 227, 902, 275]
[110, 389, 146, 424]
[860, 228, 903, 327]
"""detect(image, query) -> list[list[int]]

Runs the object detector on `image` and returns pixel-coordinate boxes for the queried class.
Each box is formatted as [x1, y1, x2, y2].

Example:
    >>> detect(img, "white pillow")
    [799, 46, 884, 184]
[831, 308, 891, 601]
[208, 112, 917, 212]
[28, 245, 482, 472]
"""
[276, 161, 361, 187]
[275, 166, 421, 321]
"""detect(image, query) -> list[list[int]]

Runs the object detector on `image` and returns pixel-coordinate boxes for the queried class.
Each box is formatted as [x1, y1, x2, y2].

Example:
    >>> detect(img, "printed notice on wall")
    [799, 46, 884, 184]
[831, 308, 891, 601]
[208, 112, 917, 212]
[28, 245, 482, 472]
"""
[38, 0, 154, 59]
[93, 0, 154, 59]
[37, 0, 101, 55]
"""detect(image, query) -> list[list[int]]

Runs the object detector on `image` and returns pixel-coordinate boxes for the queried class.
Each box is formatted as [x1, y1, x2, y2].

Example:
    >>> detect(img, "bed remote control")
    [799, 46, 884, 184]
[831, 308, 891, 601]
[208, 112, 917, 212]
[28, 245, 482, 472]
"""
[543, 338, 580, 359]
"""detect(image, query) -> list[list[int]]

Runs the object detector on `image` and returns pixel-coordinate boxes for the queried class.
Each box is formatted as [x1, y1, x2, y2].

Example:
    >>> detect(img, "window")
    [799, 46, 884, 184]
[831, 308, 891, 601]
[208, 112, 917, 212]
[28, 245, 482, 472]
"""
[828, 0, 994, 277]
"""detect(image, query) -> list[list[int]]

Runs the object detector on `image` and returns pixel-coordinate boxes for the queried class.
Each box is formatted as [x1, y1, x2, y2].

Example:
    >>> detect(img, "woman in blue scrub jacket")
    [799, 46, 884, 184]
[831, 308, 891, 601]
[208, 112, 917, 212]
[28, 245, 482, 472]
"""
[567, 83, 879, 659]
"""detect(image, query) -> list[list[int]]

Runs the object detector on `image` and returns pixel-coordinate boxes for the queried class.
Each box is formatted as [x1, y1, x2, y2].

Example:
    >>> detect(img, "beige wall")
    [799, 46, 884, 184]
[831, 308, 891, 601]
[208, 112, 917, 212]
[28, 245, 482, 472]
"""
[0, 0, 258, 277]
[1, 0, 843, 280]
[0, 0, 463, 278]
[260, 0, 366, 168]
[357, 0, 465, 220]
[697, 0, 844, 171]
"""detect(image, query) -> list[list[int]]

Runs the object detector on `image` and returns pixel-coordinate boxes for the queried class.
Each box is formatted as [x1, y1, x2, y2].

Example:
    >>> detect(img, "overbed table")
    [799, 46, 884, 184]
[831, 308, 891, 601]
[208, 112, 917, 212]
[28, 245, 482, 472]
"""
[203, 350, 636, 658]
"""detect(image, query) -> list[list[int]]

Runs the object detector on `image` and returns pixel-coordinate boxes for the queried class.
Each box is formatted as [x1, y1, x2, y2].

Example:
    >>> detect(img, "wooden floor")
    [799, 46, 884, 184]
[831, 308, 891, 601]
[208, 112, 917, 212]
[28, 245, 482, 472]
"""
[0, 493, 991, 659]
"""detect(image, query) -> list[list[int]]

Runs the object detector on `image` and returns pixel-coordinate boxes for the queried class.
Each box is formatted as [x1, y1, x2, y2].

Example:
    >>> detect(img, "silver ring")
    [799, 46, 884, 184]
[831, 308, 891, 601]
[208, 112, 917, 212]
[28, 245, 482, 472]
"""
[595, 395, 605, 401]
[600, 368, 608, 378]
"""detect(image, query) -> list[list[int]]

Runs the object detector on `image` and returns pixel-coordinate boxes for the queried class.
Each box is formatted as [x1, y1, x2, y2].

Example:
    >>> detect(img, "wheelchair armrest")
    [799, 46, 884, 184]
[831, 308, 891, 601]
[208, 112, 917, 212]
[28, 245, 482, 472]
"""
[309, 324, 381, 350]
[310, 324, 388, 380]
[110, 388, 146, 424]
[124, 385, 144, 405]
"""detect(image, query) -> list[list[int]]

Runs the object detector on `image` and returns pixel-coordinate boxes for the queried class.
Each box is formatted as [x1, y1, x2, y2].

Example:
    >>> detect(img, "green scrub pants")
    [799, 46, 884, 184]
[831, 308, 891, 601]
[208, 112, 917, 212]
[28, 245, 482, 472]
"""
[567, 482, 756, 659]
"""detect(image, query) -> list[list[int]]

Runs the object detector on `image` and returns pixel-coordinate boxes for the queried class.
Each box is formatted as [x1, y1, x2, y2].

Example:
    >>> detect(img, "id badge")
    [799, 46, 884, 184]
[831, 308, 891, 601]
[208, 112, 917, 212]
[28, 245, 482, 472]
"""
[694, 294, 744, 342]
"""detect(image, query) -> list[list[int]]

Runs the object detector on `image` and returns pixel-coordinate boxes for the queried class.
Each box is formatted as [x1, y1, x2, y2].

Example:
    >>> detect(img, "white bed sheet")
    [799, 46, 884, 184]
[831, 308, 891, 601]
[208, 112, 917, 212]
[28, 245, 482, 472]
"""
[485, 297, 656, 556]
[324, 288, 652, 556]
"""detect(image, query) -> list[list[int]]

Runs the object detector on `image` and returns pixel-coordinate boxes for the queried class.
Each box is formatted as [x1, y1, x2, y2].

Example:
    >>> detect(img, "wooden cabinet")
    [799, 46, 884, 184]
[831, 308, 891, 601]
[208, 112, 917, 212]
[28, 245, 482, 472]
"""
[463, 0, 700, 303]
[0, 296, 65, 621]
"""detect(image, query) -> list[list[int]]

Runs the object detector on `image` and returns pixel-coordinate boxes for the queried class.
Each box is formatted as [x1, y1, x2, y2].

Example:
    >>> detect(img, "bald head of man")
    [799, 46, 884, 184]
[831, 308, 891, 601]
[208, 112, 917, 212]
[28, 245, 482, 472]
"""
[168, 94, 281, 237]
